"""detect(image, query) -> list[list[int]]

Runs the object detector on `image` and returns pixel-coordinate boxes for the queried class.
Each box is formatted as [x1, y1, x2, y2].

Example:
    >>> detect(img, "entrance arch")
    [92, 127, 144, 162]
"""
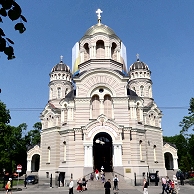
[93, 132, 113, 172]
[164, 152, 174, 170]
[31, 154, 40, 172]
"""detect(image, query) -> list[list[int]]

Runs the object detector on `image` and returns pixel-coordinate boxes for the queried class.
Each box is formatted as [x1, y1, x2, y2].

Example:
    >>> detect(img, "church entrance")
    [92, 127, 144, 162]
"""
[93, 132, 113, 172]
[164, 152, 174, 170]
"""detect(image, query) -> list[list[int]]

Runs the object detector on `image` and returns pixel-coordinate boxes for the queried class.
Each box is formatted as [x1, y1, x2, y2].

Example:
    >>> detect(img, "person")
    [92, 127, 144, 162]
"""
[104, 179, 111, 194]
[179, 171, 185, 185]
[90, 173, 94, 181]
[113, 174, 119, 190]
[161, 177, 167, 194]
[101, 173, 105, 184]
[176, 169, 181, 180]
[76, 179, 83, 192]
[95, 169, 99, 180]
[82, 176, 87, 191]
[69, 179, 74, 194]
[155, 171, 159, 186]
[101, 170, 105, 181]
[143, 178, 149, 194]
[5, 178, 12, 194]
[101, 166, 104, 171]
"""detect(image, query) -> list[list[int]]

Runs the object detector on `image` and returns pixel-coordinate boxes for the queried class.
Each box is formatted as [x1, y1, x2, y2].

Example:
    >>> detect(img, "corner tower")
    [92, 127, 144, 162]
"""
[128, 54, 153, 106]
[49, 56, 73, 107]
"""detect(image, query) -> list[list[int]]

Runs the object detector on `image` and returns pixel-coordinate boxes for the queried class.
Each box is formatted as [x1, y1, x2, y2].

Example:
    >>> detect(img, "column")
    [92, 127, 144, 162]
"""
[61, 110, 64, 123]
[27, 160, 31, 172]
[84, 145, 93, 167]
[80, 52, 84, 63]
[113, 145, 122, 166]
[140, 108, 143, 121]
[100, 99, 104, 115]
[89, 46, 92, 58]
[92, 46, 95, 58]
[173, 158, 178, 170]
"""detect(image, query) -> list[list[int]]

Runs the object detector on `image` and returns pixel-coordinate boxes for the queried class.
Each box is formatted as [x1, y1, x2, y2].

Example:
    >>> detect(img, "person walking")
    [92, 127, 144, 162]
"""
[161, 176, 167, 194]
[113, 174, 119, 190]
[104, 179, 111, 194]
[143, 178, 149, 194]
[95, 169, 99, 180]
[5, 178, 12, 194]
[69, 179, 74, 194]
[179, 172, 185, 185]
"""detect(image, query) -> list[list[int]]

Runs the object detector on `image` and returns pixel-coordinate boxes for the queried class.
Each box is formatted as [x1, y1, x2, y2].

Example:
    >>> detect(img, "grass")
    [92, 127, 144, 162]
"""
[0, 179, 24, 190]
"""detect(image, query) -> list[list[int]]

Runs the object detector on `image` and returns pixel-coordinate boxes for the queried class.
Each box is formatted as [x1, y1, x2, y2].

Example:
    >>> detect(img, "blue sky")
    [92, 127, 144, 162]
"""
[0, 0, 193, 136]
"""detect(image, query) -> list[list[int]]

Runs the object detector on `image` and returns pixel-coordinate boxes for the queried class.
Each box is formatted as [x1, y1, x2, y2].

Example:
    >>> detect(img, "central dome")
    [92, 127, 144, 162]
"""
[84, 23, 116, 36]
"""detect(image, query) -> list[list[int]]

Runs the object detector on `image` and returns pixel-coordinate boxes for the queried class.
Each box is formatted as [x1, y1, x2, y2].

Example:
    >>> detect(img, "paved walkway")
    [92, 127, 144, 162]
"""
[1, 184, 193, 194]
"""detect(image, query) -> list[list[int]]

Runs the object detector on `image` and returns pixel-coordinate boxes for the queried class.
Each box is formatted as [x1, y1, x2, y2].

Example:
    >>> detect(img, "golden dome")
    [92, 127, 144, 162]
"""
[84, 23, 116, 36]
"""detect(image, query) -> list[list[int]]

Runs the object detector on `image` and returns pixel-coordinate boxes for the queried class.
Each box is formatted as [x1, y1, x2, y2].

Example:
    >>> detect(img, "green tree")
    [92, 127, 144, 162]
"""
[0, 0, 27, 59]
[25, 122, 41, 148]
[0, 123, 28, 173]
[179, 97, 194, 135]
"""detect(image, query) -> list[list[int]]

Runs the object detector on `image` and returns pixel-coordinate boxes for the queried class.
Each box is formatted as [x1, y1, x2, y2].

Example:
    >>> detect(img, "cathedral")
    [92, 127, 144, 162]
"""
[27, 9, 178, 184]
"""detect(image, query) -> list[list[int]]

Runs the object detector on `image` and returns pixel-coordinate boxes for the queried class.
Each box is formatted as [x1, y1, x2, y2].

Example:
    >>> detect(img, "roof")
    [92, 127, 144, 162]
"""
[84, 23, 116, 36]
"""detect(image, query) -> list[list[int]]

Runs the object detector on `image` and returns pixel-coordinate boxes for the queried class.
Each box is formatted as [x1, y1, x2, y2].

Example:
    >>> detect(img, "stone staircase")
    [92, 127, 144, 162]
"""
[167, 170, 177, 180]
[86, 172, 134, 190]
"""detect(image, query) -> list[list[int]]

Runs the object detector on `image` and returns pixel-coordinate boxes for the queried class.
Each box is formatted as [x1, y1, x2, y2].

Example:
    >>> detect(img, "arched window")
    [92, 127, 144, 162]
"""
[91, 95, 100, 118]
[96, 40, 105, 58]
[137, 102, 140, 121]
[149, 113, 155, 126]
[111, 42, 117, 60]
[153, 145, 157, 162]
[84, 43, 89, 61]
[47, 146, 51, 163]
[63, 141, 66, 162]
[140, 85, 144, 97]
[57, 87, 61, 98]
[104, 95, 112, 118]
[65, 88, 68, 96]
[139, 140, 143, 161]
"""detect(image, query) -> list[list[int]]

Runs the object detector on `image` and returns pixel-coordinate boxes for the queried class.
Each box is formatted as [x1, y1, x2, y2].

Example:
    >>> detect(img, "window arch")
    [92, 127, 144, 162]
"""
[84, 43, 89, 61]
[57, 87, 61, 98]
[104, 94, 112, 118]
[47, 146, 51, 163]
[111, 42, 117, 60]
[140, 85, 144, 97]
[139, 140, 143, 161]
[91, 95, 100, 119]
[96, 40, 105, 58]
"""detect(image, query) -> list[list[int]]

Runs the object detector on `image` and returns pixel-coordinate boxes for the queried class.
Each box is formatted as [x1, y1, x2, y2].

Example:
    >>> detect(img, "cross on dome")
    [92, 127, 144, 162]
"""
[136, 53, 140, 61]
[96, 8, 103, 23]
[60, 55, 63, 62]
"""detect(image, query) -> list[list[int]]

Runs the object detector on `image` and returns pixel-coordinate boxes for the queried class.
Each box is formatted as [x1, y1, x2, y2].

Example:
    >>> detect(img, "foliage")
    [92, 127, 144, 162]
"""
[24, 122, 41, 150]
[0, 100, 11, 124]
[0, 0, 27, 59]
[163, 134, 194, 171]
[179, 97, 194, 135]
[164, 98, 194, 171]
[0, 100, 41, 174]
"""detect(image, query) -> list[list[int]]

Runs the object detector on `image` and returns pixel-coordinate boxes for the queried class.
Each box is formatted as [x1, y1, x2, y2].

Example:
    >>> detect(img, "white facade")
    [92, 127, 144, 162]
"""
[27, 11, 178, 183]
